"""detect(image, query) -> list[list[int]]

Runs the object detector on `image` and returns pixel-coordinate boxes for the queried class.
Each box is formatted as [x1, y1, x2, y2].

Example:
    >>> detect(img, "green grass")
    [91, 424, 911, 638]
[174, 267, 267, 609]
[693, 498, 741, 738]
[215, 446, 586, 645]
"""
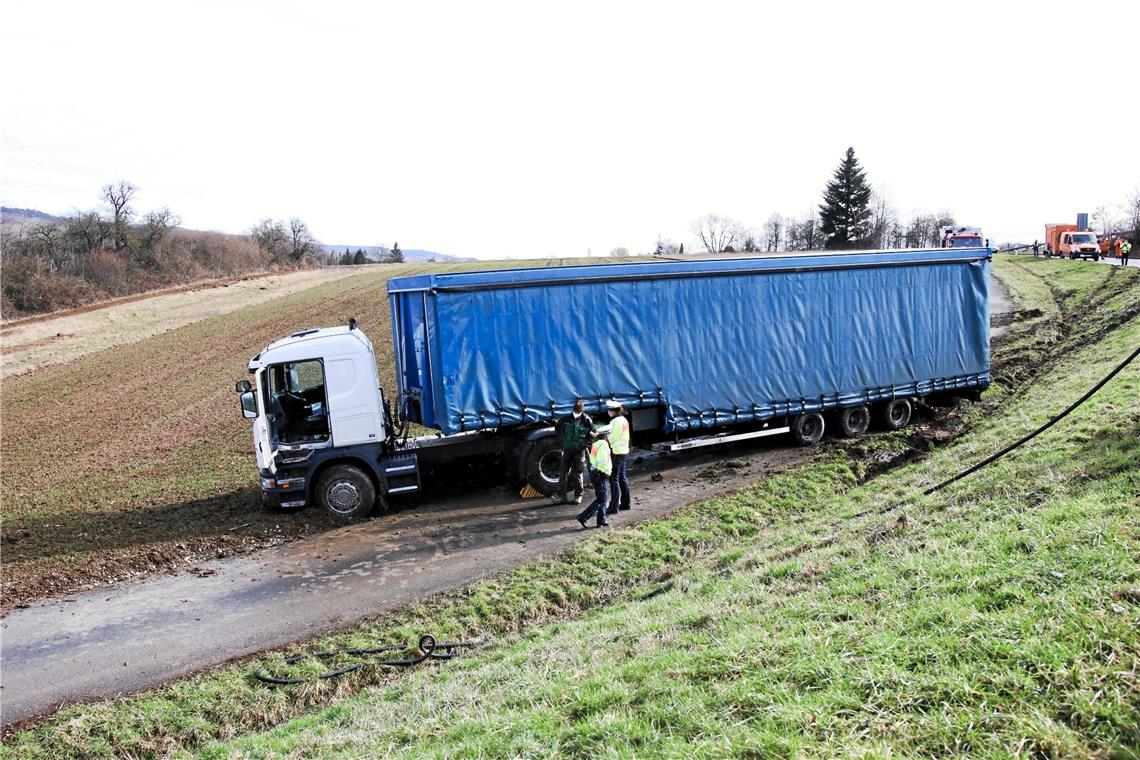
[4, 257, 1138, 758]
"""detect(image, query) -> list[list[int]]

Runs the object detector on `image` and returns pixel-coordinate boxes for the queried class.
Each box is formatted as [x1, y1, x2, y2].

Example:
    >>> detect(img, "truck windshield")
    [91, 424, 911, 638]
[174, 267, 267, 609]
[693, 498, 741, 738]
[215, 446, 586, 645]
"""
[1072, 234, 1096, 244]
[950, 237, 982, 248]
[266, 360, 330, 443]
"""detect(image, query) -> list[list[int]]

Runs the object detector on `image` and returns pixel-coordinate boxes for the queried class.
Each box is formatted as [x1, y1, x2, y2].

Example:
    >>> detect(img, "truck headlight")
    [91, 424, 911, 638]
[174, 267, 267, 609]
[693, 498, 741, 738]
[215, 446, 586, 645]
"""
[260, 477, 276, 490]
[277, 477, 306, 491]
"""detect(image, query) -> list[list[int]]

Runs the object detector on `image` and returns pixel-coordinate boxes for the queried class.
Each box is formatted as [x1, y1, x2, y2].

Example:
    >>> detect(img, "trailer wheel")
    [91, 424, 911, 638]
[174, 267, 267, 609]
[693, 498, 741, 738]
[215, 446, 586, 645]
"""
[879, 398, 912, 430]
[523, 436, 563, 496]
[791, 412, 825, 445]
[316, 464, 376, 524]
[838, 406, 871, 438]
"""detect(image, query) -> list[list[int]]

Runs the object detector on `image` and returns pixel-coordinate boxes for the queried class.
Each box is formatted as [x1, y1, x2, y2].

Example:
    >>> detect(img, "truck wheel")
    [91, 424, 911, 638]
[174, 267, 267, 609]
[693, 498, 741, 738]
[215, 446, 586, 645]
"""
[316, 464, 376, 524]
[838, 406, 871, 438]
[523, 436, 563, 496]
[791, 413, 825, 445]
[879, 399, 912, 430]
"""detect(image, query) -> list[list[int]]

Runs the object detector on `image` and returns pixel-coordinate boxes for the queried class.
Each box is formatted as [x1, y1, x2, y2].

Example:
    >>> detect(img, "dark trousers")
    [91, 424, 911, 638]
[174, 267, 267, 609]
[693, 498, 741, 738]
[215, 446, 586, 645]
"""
[578, 469, 610, 526]
[609, 454, 630, 511]
[558, 449, 585, 500]
[1123, 252, 1131, 266]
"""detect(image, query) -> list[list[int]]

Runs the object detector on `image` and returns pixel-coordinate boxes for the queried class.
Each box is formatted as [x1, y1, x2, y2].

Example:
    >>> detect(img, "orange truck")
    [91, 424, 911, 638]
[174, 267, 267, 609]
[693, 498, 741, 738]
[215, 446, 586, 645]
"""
[1044, 224, 1100, 260]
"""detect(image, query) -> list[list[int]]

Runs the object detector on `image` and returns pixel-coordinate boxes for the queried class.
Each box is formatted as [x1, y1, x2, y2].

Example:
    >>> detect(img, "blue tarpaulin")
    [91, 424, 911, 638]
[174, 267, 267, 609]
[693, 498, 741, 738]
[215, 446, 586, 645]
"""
[388, 249, 991, 435]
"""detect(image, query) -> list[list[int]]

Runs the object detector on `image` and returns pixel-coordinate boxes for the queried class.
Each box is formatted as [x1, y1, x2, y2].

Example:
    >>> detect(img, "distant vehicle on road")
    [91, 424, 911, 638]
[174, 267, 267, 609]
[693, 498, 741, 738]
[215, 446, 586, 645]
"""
[1045, 223, 1100, 260]
[940, 226, 987, 249]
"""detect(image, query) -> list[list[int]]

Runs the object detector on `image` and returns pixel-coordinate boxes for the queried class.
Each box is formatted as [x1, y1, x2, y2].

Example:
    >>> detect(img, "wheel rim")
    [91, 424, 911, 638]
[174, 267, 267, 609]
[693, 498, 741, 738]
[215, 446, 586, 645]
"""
[890, 403, 907, 426]
[537, 449, 562, 485]
[802, 416, 821, 439]
[326, 480, 362, 514]
[848, 408, 868, 431]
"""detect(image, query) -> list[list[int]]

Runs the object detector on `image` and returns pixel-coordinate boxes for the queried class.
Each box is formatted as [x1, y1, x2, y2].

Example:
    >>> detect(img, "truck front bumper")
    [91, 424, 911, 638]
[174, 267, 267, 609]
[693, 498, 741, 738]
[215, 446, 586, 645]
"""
[259, 469, 308, 509]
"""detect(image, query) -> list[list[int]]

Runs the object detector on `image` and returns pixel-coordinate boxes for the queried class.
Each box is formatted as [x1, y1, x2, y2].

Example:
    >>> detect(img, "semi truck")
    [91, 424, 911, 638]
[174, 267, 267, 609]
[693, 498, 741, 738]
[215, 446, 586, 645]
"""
[1045, 223, 1101, 260]
[236, 247, 991, 522]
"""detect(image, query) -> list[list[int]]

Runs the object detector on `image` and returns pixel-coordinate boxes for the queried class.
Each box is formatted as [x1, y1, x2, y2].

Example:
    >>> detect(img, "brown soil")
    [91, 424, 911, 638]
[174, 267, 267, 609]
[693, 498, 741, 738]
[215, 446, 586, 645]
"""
[0, 259, 603, 613]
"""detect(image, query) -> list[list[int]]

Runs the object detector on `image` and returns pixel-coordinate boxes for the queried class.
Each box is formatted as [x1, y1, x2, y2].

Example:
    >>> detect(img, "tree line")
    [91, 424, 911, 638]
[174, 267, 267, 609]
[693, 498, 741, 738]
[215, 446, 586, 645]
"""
[653, 147, 958, 256]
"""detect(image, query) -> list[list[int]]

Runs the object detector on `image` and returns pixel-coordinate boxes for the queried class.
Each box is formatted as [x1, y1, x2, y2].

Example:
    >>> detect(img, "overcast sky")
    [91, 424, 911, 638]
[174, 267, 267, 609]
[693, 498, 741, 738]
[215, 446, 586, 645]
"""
[3, 1, 1138, 259]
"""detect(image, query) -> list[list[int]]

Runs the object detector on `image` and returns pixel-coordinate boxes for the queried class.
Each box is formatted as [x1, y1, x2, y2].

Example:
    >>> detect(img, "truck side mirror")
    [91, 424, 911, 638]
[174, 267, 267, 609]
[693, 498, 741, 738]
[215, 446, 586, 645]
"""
[235, 380, 252, 393]
[240, 391, 257, 419]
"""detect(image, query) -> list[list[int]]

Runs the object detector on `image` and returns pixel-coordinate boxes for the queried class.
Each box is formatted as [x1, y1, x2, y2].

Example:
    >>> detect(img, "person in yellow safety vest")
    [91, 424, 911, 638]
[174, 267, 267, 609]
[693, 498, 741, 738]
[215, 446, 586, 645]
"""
[604, 400, 632, 514]
[576, 427, 612, 529]
[1122, 240, 1132, 267]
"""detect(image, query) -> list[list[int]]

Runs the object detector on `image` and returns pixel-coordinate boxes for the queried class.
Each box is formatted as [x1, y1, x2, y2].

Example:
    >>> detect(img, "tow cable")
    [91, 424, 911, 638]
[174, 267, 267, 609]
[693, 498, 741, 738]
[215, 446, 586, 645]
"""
[252, 634, 489, 685]
[860, 343, 1139, 518]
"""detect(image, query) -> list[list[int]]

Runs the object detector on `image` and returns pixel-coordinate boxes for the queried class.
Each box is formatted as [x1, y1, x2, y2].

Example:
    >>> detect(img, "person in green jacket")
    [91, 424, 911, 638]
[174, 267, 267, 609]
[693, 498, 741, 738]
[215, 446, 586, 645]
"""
[551, 400, 595, 505]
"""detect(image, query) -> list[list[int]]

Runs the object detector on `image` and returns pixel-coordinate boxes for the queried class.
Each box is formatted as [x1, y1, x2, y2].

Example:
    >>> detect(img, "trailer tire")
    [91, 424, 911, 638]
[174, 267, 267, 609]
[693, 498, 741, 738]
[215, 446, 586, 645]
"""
[316, 464, 376, 524]
[791, 412, 825, 445]
[879, 398, 912, 430]
[838, 406, 871, 438]
[523, 436, 563, 496]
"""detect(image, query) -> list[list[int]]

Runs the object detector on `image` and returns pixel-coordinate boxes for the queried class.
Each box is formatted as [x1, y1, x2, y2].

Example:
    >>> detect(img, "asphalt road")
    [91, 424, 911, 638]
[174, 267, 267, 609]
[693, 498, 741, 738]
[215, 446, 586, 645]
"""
[0, 274, 1018, 727]
[0, 441, 805, 725]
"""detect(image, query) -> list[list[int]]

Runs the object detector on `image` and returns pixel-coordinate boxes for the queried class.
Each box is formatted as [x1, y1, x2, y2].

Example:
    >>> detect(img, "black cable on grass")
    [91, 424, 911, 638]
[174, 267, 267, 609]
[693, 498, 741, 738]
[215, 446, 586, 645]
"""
[856, 343, 1140, 518]
[253, 634, 490, 685]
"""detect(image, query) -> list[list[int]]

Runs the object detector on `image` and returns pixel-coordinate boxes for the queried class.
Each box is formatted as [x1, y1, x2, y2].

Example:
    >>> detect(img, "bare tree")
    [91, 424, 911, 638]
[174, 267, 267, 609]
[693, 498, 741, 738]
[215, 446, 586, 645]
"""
[289, 218, 319, 263]
[609, 247, 629, 257]
[102, 181, 137, 251]
[250, 218, 289, 262]
[137, 208, 181, 267]
[690, 214, 743, 254]
[27, 223, 65, 272]
[763, 213, 783, 251]
[868, 191, 898, 249]
[1125, 186, 1140, 244]
[66, 211, 111, 253]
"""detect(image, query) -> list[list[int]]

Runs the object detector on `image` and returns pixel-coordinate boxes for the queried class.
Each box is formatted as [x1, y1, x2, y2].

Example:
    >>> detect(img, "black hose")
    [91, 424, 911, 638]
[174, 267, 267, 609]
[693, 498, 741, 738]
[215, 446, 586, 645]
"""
[918, 343, 1139, 498]
[252, 634, 489, 685]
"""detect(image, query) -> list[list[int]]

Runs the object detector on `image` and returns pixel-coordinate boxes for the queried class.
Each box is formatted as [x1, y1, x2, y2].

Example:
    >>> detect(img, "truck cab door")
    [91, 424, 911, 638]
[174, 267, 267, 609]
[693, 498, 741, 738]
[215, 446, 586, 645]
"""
[252, 368, 273, 472]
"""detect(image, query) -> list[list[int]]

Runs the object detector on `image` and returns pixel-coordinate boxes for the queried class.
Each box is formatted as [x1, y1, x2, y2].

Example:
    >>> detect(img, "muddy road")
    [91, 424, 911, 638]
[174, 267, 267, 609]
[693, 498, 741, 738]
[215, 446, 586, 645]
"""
[0, 441, 805, 725]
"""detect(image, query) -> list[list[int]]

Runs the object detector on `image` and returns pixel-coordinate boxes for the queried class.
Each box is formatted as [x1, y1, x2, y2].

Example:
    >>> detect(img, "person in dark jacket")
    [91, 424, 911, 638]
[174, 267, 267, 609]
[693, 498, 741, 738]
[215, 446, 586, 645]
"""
[552, 399, 595, 505]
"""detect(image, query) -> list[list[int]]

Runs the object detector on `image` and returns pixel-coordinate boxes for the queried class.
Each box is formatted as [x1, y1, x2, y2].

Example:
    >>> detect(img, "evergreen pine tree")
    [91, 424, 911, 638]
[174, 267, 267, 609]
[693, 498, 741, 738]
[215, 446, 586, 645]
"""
[679, 243, 684, 255]
[818, 147, 873, 250]
[352, 250, 367, 265]
[389, 241, 404, 263]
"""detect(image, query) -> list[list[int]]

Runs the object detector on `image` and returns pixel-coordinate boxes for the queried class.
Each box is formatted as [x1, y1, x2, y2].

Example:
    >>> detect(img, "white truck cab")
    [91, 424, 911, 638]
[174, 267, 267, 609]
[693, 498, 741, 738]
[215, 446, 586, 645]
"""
[235, 322, 415, 520]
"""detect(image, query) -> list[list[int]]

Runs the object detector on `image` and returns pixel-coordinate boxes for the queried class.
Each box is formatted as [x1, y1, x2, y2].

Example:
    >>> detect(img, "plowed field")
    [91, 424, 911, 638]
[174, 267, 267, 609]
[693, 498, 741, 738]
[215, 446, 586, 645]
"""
[0, 259, 592, 611]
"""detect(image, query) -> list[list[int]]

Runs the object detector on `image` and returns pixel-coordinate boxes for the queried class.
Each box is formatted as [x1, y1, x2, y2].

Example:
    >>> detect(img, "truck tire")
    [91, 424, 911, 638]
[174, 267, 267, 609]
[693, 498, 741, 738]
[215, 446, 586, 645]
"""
[523, 436, 563, 496]
[879, 398, 912, 430]
[791, 412, 825, 445]
[316, 464, 376, 524]
[838, 406, 871, 438]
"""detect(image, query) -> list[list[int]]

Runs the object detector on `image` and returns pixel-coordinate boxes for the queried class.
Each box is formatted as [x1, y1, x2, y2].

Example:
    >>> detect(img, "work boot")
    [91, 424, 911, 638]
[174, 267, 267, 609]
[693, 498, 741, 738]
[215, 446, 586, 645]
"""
[573, 493, 583, 505]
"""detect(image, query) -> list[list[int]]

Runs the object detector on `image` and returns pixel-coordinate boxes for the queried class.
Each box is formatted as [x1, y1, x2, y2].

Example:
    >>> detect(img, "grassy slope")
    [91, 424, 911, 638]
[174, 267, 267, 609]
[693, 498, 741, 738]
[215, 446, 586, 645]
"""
[3, 257, 1136, 758]
[0, 258, 605, 609]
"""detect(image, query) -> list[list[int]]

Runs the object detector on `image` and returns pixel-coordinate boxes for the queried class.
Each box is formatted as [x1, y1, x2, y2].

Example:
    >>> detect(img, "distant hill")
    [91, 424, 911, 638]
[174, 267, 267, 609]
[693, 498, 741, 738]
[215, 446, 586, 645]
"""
[1, 207, 64, 224]
[323, 244, 471, 262]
